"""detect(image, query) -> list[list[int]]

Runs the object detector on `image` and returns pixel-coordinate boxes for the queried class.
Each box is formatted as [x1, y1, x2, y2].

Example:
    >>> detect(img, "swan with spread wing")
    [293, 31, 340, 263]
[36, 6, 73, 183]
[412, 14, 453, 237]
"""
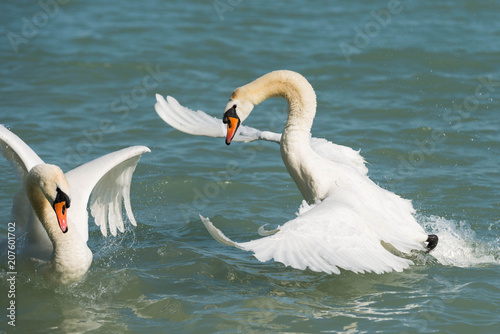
[155, 70, 437, 274]
[1, 125, 150, 284]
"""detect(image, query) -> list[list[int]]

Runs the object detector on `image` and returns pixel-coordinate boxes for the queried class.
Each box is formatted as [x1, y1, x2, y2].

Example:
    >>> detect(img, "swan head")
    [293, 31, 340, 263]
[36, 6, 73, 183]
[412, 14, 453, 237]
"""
[27, 164, 71, 234]
[222, 94, 254, 145]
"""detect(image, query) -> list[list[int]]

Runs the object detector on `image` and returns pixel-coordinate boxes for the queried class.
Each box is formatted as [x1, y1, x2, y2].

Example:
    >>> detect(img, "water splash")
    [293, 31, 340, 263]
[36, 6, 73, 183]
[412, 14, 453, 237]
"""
[289, 202, 500, 269]
[419, 215, 500, 267]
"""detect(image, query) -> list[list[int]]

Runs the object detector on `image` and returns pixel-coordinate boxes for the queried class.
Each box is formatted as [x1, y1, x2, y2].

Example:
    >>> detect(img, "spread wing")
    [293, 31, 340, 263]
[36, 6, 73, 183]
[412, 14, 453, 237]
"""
[154, 94, 281, 143]
[0, 125, 45, 233]
[0, 125, 44, 179]
[65, 146, 150, 240]
[201, 196, 415, 275]
[154, 95, 366, 174]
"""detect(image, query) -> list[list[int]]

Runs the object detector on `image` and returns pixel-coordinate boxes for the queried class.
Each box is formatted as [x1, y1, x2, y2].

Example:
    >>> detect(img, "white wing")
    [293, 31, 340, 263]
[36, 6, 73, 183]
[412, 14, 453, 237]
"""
[310, 137, 368, 176]
[0, 125, 45, 233]
[65, 146, 150, 240]
[154, 94, 281, 143]
[201, 195, 416, 275]
[154, 95, 366, 174]
[0, 125, 44, 179]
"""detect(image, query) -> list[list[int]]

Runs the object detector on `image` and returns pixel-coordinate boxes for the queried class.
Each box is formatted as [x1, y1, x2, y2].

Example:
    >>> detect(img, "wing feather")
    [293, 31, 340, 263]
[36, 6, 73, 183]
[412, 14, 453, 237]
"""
[154, 96, 366, 173]
[65, 146, 150, 239]
[200, 197, 414, 275]
[0, 125, 44, 179]
[310, 137, 368, 176]
[0, 125, 45, 234]
[155, 94, 278, 143]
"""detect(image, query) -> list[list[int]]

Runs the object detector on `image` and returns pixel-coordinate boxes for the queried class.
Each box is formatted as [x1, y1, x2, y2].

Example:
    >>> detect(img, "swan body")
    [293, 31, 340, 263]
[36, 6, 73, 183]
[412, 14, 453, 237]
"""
[1, 125, 150, 284]
[155, 70, 437, 274]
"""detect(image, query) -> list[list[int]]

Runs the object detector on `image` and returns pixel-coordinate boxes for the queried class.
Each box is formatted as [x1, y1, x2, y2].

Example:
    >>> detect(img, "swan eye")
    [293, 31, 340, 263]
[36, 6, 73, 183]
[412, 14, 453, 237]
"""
[223, 105, 238, 124]
[54, 187, 71, 208]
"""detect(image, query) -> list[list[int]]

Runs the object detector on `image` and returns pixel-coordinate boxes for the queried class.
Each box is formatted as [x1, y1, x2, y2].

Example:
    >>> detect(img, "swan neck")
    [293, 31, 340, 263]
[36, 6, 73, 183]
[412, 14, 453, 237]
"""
[239, 70, 317, 134]
[245, 71, 323, 203]
[27, 180, 59, 242]
[26, 178, 87, 260]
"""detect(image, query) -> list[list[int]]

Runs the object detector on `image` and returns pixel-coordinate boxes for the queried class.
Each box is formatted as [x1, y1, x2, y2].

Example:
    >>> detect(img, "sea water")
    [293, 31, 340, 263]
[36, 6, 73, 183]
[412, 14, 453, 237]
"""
[1, 1, 499, 332]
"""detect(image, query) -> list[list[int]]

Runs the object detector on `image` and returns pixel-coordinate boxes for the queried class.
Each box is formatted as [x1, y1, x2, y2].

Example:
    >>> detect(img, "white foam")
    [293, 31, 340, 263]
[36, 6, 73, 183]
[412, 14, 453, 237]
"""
[419, 215, 500, 267]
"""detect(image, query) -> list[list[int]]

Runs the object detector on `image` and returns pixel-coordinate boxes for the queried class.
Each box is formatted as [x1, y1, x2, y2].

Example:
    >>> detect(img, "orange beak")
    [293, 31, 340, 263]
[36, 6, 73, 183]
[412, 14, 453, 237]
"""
[54, 201, 68, 233]
[225, 116, 240, 145]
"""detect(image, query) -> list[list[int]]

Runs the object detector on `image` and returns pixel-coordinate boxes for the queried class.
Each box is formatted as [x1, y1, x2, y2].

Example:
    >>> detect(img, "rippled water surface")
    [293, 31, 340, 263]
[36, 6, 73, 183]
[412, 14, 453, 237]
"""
[1, 1, 499, 333]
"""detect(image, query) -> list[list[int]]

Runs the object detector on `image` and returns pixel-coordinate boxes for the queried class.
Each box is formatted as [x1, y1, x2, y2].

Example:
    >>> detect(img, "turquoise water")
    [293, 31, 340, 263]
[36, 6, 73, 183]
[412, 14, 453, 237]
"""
[1, 0, 499, 332]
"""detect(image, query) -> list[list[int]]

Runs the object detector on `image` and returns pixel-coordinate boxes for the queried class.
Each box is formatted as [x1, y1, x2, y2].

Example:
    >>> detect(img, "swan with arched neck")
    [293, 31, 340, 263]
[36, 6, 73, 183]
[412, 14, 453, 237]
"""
[155, 70, 438, 274]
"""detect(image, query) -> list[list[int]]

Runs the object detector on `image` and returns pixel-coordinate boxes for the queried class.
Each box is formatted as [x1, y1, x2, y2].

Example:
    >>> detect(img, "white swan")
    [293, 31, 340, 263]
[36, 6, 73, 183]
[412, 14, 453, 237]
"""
[0, 125, 150, 284]
[155, 70, 438, 274]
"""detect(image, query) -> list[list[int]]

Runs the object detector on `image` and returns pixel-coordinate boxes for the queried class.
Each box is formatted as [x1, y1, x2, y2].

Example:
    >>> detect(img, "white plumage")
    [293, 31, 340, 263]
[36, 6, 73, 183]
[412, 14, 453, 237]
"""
[0, 124, 149, 284]
[155, 70, 435, 274]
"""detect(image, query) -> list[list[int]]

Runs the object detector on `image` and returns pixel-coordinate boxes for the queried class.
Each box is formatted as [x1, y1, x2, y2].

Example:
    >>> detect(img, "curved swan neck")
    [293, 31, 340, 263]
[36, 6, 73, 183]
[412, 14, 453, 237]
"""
[27, 180, 61, 241]
[26, 174, 87, 260]
[27, 179, 91, 284]
[234, 70, 317, 133]
[235, 71, 329, 203]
